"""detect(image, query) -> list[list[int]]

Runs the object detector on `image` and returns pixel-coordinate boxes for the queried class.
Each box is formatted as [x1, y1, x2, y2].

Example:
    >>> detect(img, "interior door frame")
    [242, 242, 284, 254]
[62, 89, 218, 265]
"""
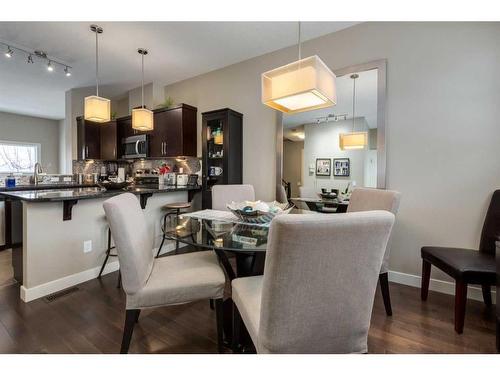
[275, 59, 387, 199]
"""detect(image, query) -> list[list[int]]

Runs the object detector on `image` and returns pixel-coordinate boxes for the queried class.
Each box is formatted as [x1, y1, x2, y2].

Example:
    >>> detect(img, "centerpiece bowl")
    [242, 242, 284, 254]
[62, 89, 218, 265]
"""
[227, 200, 294, 224]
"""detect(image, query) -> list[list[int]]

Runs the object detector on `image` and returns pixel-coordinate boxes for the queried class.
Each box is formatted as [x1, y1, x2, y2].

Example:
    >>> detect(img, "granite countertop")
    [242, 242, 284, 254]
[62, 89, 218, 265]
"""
[0, 184, 201, 202]
[0, 183, 98, 192]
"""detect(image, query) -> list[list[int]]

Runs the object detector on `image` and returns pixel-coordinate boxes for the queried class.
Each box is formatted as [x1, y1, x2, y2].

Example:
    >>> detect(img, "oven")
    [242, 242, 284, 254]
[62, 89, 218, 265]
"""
[122, 134, 149, 159]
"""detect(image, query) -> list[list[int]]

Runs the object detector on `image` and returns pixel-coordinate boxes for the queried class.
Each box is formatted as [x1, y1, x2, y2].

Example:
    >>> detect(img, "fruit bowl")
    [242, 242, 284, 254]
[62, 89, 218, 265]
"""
[227, 200, 294, 224]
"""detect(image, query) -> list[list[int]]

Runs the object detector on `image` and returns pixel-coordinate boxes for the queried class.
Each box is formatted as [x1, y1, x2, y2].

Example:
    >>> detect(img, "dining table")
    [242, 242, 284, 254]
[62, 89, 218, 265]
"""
[162, 207, 317, 350]
[291, 196, 349, 213]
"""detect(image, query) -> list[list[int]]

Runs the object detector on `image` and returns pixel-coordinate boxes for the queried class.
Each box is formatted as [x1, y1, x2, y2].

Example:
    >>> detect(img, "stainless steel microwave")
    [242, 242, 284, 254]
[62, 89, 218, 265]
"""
[122, 134, 149, 159]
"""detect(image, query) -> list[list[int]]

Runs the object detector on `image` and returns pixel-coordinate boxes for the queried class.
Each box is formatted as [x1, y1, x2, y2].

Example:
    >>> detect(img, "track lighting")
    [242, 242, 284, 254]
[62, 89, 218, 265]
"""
[1, 42, 73, 77]
[5, 46, 13, 58]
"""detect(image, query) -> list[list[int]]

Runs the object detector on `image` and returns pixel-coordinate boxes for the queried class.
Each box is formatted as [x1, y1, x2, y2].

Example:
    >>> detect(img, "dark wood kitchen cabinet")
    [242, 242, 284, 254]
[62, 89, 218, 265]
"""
[150, 104, 197, 158]
[77, 117, 119, 160]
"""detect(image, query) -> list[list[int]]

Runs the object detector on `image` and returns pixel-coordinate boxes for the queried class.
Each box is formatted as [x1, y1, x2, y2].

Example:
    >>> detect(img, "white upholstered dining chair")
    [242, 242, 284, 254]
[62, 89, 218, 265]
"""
[347, 188, 401, 316]
[211, 184, 255, 210]
[231, 211, 395, 353]
[103, 193, 226, 353]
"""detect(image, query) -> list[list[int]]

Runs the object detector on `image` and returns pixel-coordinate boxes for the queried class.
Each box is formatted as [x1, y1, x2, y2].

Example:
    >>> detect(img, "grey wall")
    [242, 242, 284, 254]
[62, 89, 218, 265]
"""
[164, 22, 500, 283]
[283, 140, 303, 197]
[0, 111, 60, 173]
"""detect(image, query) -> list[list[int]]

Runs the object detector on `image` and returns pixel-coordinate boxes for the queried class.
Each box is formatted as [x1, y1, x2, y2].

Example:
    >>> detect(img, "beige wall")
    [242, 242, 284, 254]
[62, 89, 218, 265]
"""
[0, 111, 60, 173]
[164, 22, 500, 284]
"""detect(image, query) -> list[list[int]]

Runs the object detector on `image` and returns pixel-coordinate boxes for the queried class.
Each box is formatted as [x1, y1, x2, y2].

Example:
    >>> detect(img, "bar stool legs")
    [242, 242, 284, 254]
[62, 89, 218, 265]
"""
[156, 208, 183, 258]
[98, 227, 121, 289]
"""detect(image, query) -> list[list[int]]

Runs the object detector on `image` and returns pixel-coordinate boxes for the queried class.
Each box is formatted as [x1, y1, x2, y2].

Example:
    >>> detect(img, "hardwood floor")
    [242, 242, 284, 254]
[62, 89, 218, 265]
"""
[0, 268, 496, 353]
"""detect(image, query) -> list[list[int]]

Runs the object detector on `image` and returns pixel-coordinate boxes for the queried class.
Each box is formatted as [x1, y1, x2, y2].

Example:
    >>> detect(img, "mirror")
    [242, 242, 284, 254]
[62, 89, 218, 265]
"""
[277, 60, 386, 202]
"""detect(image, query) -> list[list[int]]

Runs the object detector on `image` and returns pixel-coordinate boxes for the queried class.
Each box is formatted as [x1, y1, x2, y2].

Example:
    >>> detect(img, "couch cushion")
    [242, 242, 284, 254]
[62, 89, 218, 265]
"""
[231, 276, 263, 349]
[126, 251, 226, 309]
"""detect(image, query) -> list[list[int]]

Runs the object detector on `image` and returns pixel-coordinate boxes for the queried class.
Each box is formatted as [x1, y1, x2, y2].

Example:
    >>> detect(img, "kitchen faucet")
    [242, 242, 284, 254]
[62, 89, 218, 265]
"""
[33, 162, 43, 186]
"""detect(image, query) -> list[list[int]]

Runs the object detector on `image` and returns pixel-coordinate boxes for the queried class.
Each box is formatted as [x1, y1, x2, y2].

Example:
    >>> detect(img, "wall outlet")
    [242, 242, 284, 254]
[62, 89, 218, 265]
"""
[83, 240, 92, 253]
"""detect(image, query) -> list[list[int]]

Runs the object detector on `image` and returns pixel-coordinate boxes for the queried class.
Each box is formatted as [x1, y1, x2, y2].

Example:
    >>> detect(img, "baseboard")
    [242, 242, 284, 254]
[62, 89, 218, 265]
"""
[20, 260, 120, 302]
[388, 270, 496, 303]
[20, 241, 183, 303]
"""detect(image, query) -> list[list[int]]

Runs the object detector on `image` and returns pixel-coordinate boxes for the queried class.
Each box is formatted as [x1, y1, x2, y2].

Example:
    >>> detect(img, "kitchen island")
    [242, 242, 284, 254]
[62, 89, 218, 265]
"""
[0, 185, 201, 302]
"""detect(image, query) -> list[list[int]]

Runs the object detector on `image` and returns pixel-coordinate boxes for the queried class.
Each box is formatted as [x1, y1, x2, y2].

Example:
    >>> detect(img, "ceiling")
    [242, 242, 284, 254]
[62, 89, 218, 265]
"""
[283, 69, 378, 129]
[0, 22, 357, 120]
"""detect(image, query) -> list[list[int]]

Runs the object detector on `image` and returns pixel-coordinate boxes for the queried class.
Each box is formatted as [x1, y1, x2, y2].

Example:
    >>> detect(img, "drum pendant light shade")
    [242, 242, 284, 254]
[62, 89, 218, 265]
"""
[84, 24, 110, 123]
[339, 132, 368, 150]
[261, 55, 336, 114]
[132, 107, 154, 131]
[84, 95, 111, 123]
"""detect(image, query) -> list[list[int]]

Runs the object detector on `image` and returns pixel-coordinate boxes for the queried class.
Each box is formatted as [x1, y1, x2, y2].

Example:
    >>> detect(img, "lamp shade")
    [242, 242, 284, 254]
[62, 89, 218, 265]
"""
[84, 95, 111, 123]
[339, 132, 368, 150]
[261, 55, 336, 114]
[132, 107, 154, 131]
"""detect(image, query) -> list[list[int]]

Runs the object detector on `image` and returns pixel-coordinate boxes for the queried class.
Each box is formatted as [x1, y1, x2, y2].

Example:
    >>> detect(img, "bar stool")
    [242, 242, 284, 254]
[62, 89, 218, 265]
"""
[98, 226, 121, 288]
[156, 202, 192, 258]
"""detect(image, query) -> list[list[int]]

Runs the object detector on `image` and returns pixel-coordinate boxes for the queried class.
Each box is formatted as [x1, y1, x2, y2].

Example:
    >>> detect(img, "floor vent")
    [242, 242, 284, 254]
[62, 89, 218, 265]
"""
[44, 287, 79, 302]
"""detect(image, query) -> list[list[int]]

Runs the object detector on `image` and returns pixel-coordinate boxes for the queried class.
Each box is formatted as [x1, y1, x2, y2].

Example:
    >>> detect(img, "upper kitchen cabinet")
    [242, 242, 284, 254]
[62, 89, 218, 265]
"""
[151, 104, 197, 158]
[77, 118, 118, 160]
[77, 117, 101, 160]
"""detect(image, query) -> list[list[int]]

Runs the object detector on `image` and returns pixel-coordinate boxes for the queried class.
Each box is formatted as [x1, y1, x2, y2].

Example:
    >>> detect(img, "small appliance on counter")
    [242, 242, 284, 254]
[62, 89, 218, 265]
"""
[176, 173, 189, 187]
[134, 174, 160, 186]
[187, 174, 199, 186]
[165, 173, 177, 186]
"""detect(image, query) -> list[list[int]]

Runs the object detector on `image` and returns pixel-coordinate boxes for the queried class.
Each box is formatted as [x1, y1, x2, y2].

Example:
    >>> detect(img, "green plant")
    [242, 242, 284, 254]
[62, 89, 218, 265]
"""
[111, 111, 117, 120]
[157, 96, 174, 109]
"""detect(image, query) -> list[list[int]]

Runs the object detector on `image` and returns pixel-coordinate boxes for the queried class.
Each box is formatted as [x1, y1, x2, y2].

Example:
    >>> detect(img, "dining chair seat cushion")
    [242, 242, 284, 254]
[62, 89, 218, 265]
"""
[232, 276, 263, 347]
[126, 250, 226, 309]
[421, 246, 496, 284]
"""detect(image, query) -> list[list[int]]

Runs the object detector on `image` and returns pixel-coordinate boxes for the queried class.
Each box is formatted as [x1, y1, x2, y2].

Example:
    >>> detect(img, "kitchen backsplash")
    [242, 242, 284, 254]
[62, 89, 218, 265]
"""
[72, 157, 201, 177]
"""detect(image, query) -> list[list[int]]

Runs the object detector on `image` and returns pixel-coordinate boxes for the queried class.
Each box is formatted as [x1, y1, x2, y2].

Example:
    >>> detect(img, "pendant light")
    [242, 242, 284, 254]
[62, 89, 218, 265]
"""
[261, 22, 336, 114]
[84, 24, 110, 123]
[339, 74, 368, 150]
[132, 48, 154, 131]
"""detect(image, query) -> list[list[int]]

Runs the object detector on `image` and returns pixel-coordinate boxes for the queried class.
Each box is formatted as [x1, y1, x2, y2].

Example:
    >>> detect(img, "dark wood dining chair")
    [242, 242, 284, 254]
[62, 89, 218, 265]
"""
[421, 190, 499, 334]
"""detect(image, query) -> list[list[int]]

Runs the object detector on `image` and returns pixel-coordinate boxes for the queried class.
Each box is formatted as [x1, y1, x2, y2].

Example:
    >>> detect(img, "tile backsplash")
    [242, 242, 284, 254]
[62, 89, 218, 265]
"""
[72, 157, 201, 178]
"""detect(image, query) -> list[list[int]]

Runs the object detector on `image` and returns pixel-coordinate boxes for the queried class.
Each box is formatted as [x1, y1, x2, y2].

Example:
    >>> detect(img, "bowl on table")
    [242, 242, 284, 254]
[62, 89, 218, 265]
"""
[227, 200, 294, 224]
[97, 180, 131, 190]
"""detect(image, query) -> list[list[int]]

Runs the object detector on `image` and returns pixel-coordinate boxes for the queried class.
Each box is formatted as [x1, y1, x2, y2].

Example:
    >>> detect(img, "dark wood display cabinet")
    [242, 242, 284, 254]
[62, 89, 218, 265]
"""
[201, 108, 243, 209]
[77, 117, 119, 160]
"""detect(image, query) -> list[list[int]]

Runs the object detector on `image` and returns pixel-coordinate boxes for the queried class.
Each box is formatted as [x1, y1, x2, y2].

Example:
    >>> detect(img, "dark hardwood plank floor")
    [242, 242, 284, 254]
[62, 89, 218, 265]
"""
[0, 270, 496, 353]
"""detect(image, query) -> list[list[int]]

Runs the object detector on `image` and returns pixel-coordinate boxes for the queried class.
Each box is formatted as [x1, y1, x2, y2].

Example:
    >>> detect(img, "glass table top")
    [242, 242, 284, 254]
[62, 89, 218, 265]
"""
[164, 208, 314, 253]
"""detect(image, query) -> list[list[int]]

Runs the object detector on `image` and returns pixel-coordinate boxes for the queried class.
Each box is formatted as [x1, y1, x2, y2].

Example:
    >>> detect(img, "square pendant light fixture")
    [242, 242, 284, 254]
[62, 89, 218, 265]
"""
[132, 107, 154, 131]
[339, 132, 368, 150]
[84, 24, 111, 123]
[132, 48, 154, 131]
[84, 95, 111, 123]
[262, 55, 337, 114]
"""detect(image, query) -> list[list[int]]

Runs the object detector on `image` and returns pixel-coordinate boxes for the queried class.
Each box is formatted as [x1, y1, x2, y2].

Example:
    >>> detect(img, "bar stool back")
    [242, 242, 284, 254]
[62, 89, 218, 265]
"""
[156, 201, 192, 258]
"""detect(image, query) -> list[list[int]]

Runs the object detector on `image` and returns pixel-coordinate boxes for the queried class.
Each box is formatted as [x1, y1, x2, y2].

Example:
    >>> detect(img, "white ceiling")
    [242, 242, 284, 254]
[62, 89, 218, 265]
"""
[283, 69, 378, 129]
[0, 22, 357, 120]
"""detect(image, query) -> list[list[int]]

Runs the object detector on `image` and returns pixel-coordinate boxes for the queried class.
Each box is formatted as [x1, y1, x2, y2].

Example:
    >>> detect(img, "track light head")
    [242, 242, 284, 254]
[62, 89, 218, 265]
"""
[47, 61, 54, 72]
[5, 46, 13, 58]
[64, 66, 71, 77]
[27, 54, 34, 64]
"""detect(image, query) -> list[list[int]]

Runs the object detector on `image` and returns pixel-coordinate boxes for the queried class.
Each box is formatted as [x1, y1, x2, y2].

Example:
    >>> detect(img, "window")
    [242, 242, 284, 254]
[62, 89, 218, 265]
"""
[0, 141, 40, 174]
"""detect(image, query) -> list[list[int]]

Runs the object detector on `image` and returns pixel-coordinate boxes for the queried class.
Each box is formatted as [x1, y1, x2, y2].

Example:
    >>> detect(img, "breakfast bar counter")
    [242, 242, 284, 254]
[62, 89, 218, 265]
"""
[1, 185, 201, 302]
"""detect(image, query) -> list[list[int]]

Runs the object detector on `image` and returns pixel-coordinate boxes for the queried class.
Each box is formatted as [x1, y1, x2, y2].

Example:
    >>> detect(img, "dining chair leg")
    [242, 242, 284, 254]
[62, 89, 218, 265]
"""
[421, 260, 431, 301]
[209, 299, 214, 310]
[117, 271, 122, 289]
[232, 302, 242, 353]
[379, 272, 392, 316]
[481, 284, 492, 307]
[214, 298, 224, 354]
[454, 281, 467, 334]
[121, 309, 140, 354]
[135, 310, 141, 323]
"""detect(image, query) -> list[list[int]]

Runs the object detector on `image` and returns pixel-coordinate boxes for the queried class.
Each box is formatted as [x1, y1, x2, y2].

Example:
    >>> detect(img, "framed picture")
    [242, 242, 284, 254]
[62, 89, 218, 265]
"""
[316, 158, 331, 176]
[333, 158, 350, 177]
